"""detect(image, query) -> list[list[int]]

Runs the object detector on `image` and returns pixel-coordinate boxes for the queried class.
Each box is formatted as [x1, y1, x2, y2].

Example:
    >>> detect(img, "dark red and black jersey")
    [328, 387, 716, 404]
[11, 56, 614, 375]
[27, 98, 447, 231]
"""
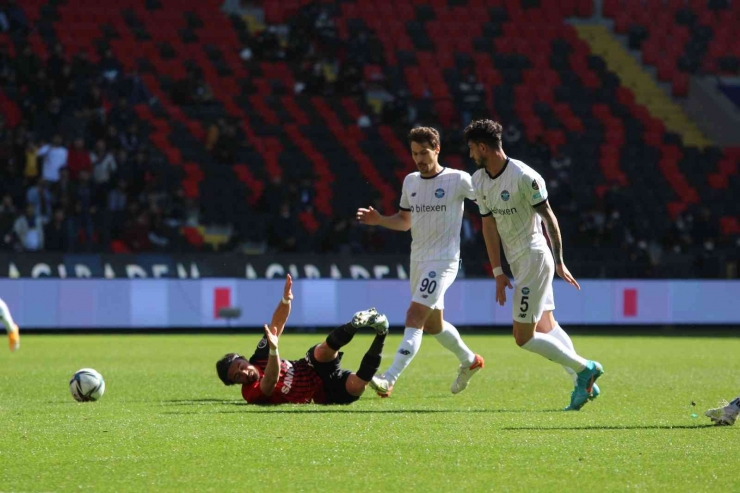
[241, 337, 323, 405]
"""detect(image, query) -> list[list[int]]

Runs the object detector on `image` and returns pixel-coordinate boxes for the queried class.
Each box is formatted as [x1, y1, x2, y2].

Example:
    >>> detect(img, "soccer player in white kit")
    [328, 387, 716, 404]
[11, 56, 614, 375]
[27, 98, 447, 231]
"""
[356, 127, 484, 397]
[0, 298, 20, 351]
[464, 119, 603, 410]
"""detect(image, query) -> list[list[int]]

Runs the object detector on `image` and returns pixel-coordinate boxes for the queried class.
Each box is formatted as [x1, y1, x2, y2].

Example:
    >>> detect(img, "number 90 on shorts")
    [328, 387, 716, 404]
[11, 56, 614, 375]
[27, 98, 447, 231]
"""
[410, 259, 460, 310]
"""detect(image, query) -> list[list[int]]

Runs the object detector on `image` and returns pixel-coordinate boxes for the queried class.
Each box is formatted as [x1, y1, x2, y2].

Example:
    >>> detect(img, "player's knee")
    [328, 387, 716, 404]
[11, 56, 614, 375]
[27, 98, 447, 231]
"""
[405, 303, 429, 328]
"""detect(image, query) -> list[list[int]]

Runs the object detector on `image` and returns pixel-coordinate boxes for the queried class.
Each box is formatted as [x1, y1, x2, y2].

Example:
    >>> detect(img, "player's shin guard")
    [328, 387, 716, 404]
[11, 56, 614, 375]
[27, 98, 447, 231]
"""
[326, 323, 358, 351]
[356, 333, 386, 382]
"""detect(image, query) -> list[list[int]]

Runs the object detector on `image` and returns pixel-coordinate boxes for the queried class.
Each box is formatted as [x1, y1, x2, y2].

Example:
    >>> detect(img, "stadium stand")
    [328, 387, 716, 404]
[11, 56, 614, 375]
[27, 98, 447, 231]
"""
[0, 0, 737, 278]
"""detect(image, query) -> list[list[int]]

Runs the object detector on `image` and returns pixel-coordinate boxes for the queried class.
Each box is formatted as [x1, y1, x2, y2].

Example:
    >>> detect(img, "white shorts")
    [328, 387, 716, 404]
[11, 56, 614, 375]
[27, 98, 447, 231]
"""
[509, 248, 555, 323]
[410, 259, 459, 310]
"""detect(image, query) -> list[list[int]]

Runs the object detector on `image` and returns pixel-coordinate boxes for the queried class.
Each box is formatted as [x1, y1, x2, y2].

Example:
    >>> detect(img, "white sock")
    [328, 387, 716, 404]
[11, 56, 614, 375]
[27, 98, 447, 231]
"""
[548, 323, 578, 385]
[521, 332, 587, 372]
[384, 327, 423, 384]
[0, 298, 16, 334]
[434, 321, 476, 367]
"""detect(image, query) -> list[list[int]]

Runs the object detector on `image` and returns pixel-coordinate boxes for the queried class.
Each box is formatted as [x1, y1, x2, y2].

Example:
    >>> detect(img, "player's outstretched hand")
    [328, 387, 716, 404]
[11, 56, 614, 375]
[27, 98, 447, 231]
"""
[264, 324, 279, 350]
[495, 274, 512, 306]
[556, 264, 581, 291]
[283, 274, 293, 302]
[356, 206, 380, 226]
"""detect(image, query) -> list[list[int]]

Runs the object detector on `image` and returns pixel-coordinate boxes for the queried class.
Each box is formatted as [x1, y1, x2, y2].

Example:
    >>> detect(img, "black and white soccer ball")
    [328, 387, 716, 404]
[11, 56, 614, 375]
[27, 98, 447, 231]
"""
[69, 368, 106, 402]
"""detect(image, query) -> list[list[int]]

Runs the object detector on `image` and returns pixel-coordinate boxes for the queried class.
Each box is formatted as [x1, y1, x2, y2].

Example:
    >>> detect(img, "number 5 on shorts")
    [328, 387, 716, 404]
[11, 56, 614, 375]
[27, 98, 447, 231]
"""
[519, 295, 529, 313]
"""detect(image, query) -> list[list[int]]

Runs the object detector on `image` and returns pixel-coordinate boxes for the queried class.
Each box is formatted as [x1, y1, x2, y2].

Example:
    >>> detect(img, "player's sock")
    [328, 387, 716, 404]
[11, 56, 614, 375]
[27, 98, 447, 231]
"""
[521, 332, 587, 372]
[325, 322, 358, 351]
[433, 321, 476, 366]
[548, 323, 578, 384]
[356, 333, 387, 382]
[384, 327, 423, 384]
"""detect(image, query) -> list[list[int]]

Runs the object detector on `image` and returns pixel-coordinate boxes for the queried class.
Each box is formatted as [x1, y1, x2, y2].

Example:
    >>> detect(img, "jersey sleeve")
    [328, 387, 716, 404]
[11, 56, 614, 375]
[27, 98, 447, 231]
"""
[520, 170, 548, 208]
[399, 175, 411, 211]
[241, 380, 269, 404]
[473, 178, 491, 216]
[459, 172, 477, 201]
[249, 336, 270, 363]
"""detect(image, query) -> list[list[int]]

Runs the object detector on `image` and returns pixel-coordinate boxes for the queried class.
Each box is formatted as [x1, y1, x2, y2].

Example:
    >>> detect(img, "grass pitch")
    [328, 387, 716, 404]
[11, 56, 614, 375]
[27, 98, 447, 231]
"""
[1, 333, 739, 492]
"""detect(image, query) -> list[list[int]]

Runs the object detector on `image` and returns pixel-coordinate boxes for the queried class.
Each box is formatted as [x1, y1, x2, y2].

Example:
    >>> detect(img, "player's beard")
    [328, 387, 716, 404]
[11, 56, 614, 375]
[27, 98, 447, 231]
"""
[474, 156, 486, 169]
[416, 161, 435, 175]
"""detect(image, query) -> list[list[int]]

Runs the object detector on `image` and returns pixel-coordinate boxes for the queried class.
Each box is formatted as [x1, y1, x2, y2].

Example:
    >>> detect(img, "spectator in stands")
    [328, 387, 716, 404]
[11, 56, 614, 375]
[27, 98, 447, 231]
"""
[269, 202, 299, 253]
[0, 194, 17, 250]
[123, 211, 152, 252]
[44, 208, 70, 252]
[13, 45, 40, 87]
[99, 49, 122, 83]
[119, 123, 141, 153]
[22, 139, 38, 183]
[37, 134, 68, 183]
[90, 139, 116, 186]
[25, 178, 52, 222]
[66, 138, 92, 180]
[109, 97, 134, 131]
[13, 203, 44, 251]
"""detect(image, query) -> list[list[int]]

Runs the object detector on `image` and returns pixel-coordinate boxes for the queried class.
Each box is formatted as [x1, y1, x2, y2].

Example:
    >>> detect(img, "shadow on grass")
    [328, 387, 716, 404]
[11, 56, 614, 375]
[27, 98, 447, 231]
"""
[161, 407, 564, 415]
[503, 424, 714, 430]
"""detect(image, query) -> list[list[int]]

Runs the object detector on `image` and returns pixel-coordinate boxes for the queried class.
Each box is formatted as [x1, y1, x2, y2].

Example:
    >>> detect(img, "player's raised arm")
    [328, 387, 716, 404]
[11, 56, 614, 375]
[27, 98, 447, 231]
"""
[481, 215, 512, 305]
[356, 206, 411, 231]
[268, 274, 293, 337]
[259, 324, 281, 395]
[535, 201, 580, 291]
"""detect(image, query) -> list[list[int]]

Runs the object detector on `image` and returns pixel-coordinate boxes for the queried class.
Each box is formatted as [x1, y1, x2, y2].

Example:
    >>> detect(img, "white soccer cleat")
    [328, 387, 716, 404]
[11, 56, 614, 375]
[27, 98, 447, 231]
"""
[705, 400, 739, 426]
[351, 308, 389, 335]
[451, 354, 485, 394]
[369, 374, 393, 398]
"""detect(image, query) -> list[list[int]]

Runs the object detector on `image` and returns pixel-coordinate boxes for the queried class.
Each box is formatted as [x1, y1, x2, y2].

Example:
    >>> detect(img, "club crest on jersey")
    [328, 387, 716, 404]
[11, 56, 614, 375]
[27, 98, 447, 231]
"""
[429, 271, 437, 279]
[522, 287, 530, 295]
[532, 179, 540, 191]
[411, 192, 417, 197]
[435, 188, 445, 198]
[500, 190, 510, 201]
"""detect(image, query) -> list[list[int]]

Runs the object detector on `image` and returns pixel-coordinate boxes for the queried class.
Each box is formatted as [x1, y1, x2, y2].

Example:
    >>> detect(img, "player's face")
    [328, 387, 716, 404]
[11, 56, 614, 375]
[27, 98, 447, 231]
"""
[468, 141, 487, 168]
[228, 359, 260, 385]
[410, 141, 440, 175]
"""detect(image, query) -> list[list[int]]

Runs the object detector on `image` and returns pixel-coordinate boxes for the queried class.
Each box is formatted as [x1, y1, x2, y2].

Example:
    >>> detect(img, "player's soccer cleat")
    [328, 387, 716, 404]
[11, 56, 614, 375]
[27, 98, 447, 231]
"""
[351, 308, 389, 336]
[451, 354, 485, 394]
[565, 361, 603, 411]
[589, 383, 600, 401]
[705, 401, 739, 426]
[8, 323, 19, 352]
[369, 374, 393, 398]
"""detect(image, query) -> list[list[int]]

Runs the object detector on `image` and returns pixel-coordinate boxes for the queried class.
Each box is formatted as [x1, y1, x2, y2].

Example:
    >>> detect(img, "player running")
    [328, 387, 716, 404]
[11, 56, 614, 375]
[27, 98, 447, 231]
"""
[356, 126, 484, 398]
[0, 298, 20, 351]
[464, 119, 603, 411]
[216, 274, 389, 405]
[706, 396, 740, 426]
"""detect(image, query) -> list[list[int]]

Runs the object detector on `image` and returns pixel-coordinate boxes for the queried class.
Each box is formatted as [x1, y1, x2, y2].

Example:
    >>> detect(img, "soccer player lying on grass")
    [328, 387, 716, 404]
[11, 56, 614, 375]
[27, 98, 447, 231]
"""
[0, 297, 20, 352]
[705, 396, 740, 426]
[216, 274, 389, 405]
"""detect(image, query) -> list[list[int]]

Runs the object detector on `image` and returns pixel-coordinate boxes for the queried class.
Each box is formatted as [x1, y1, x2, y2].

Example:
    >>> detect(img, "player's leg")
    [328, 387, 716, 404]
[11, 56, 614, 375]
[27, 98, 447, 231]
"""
[539, 311, 600, 401]
[345, 329, 388, 397]
[314, 307, 388, 363]
[511, 250, 602, 410]
[705, 395, 740, 426]
[0, 298, 20, 352]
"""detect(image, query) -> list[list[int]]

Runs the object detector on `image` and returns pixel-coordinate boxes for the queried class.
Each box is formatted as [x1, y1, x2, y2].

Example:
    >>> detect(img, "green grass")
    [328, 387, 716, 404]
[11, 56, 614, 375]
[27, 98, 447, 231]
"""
[1, 333, 739, 492]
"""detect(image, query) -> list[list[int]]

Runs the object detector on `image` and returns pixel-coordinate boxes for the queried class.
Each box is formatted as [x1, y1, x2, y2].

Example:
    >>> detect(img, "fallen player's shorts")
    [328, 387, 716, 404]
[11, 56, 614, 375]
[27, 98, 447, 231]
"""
[305, 345, 359, 405]
[509, 247, 555, 324]
[410, 259, 460, 310]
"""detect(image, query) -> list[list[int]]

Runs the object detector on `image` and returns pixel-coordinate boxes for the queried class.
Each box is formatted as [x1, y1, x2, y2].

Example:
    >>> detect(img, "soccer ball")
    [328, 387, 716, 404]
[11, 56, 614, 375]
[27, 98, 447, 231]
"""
[69, 368, 106, 402]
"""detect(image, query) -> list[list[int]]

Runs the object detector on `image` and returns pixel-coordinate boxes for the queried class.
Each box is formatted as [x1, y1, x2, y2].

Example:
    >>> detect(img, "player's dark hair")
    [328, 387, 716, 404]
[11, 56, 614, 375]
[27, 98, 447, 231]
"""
[463, 119, 503, 149]
[216, 353, 245, 386]
[408, 126, 440, 149]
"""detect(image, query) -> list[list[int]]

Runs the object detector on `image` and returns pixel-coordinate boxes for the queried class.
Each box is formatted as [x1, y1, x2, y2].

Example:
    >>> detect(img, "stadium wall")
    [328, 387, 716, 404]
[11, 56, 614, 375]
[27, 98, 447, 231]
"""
[1, 279, 738, 329]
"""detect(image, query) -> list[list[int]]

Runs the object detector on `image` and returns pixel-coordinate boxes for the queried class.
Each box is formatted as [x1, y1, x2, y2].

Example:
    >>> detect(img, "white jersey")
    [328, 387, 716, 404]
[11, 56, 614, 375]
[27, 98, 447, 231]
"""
[400, 167, 475, 261]
[472, 157, 550, 264]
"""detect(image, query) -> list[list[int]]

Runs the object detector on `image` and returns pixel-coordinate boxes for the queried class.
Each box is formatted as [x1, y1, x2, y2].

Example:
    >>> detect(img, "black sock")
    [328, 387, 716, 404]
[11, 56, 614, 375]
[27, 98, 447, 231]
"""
[325, 323, 358, 351]
[356, 333, 386, 382]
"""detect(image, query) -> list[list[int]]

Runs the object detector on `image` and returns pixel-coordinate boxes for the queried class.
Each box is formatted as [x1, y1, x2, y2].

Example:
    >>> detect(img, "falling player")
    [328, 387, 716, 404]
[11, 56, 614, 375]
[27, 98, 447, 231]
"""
[0, 298, 20, 351]
[216, 275, 389, 405]
[464, 119, 603, 410]
[356, 126, 484, 397]
[706, 396, 740, 426]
